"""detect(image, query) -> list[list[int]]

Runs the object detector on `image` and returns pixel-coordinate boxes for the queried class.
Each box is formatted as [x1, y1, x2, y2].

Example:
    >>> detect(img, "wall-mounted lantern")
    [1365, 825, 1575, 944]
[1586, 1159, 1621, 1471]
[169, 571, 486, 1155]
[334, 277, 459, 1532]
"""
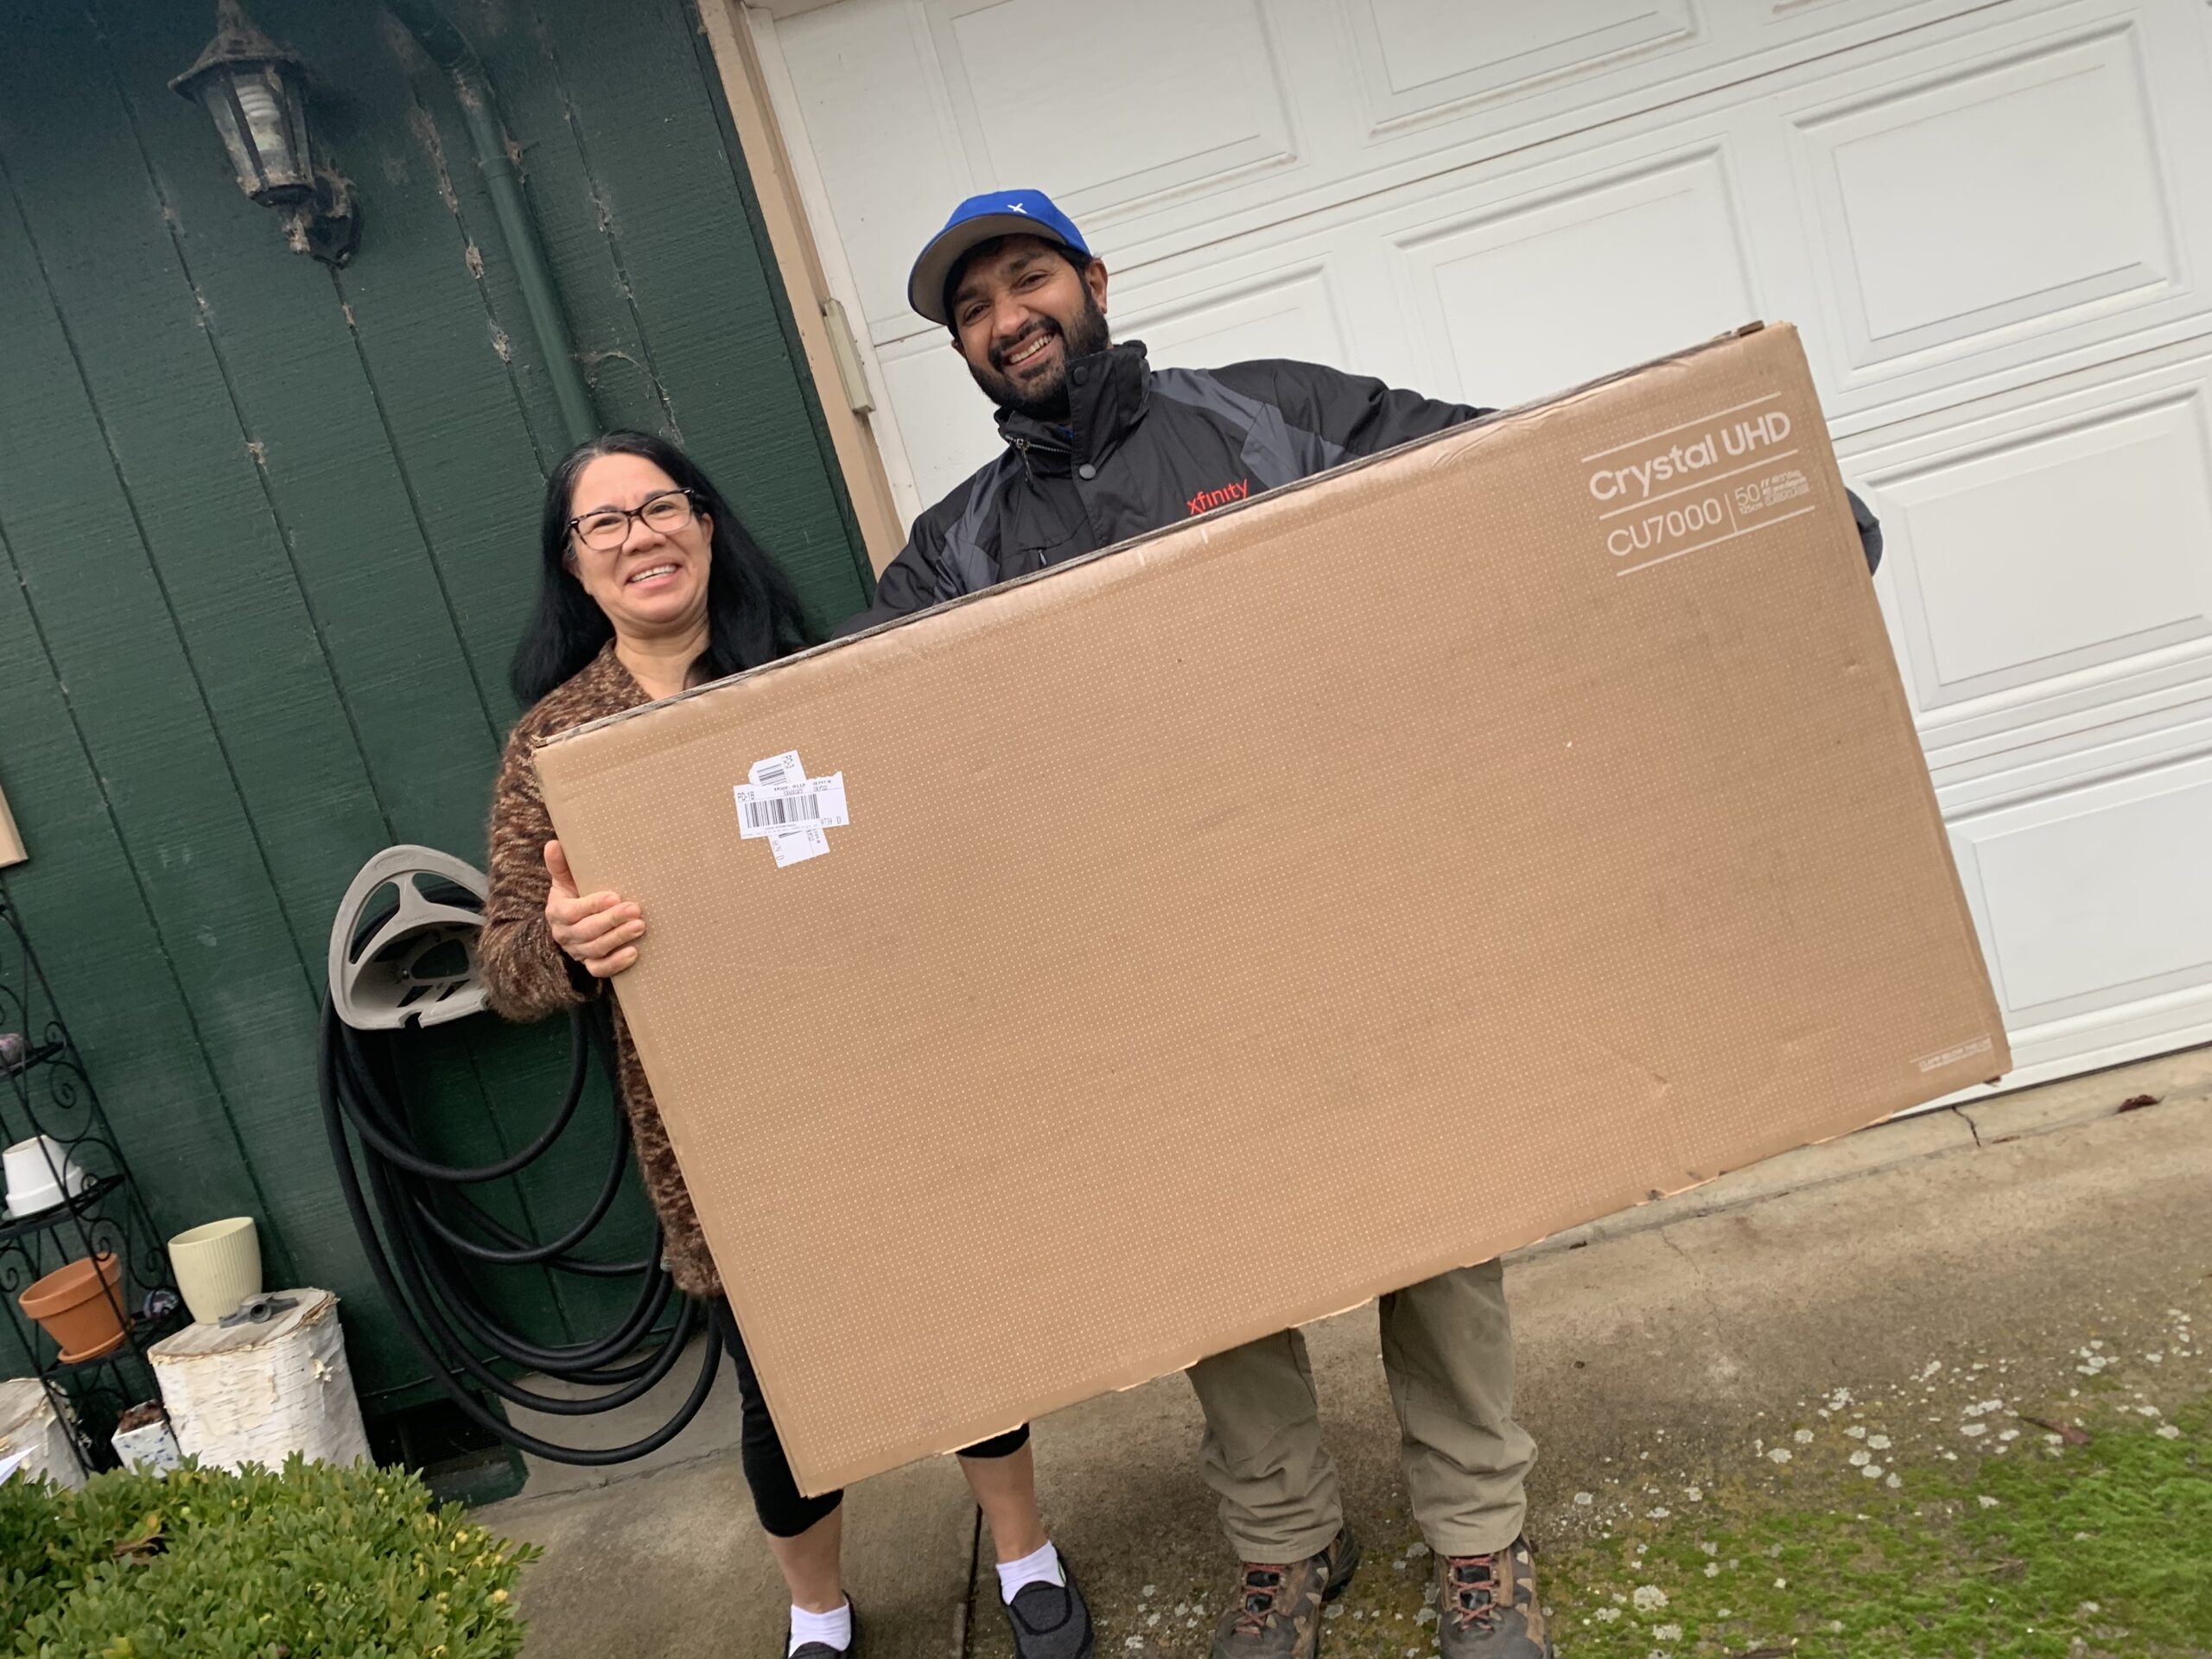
[171, 1, 360, 266]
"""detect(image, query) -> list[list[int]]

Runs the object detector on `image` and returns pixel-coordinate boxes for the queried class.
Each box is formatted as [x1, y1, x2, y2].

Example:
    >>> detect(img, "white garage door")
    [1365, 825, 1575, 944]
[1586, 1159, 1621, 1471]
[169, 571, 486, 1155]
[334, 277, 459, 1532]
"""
[750, 0, 2212, 1091]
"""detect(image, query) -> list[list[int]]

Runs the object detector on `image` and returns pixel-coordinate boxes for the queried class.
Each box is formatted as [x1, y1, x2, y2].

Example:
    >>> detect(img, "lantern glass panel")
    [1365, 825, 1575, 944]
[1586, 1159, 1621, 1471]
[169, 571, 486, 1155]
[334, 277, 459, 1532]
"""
[193, 79, 262, 193]
[237, 67, 311, 196]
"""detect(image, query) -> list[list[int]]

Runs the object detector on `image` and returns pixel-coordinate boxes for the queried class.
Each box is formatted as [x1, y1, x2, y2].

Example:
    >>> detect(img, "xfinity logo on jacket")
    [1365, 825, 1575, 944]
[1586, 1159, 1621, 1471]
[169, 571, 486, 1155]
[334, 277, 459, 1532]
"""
[1186, 479, 1250, 515]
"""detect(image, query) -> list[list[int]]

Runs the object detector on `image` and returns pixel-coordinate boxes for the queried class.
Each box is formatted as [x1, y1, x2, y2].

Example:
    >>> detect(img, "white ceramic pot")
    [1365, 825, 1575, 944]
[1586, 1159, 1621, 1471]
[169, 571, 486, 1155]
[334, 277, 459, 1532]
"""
[111, 1414, 184, 1477]
[168, 1217, 262, 1325]
[3, 1135, 90, 1217]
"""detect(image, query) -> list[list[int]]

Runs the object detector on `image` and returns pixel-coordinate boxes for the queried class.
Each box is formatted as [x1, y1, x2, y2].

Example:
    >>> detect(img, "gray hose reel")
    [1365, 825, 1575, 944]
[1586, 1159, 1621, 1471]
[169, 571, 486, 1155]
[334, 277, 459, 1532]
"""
[327, 846, 493, 1032]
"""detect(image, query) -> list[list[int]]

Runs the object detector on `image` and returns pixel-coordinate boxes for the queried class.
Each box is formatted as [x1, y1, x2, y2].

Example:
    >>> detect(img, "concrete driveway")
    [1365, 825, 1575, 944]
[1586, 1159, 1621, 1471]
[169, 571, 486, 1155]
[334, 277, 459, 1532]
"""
[482, 1049, 2212, 1658]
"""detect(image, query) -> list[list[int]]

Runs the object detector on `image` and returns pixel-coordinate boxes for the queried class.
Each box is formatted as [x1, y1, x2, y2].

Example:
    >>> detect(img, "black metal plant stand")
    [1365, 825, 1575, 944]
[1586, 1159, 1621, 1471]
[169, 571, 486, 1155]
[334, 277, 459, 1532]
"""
[0, 894, 180, 1475]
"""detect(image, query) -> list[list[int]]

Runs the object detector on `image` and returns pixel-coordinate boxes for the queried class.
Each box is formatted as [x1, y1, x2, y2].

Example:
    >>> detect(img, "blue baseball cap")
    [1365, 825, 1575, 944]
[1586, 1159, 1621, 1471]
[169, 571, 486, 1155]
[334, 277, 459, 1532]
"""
[908, 189, 1090, 327]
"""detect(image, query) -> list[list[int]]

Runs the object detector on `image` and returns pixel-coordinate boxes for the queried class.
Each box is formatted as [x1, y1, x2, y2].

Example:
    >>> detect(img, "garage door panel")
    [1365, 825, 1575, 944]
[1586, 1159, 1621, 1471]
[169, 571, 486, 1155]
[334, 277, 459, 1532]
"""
[1933, 698, 2212, 808]
[1119, 265, 1354, 378]
[1792, 22, 2177, 372]
[784, 0, 1311, 340]
[876, 337, 1004, 509]
[779, 0, 974, 337]
[1343, 0, 1700, 133]
[1737, 0, 1939, 26]
[1880, 391, 2212, 705]
[1949, 752, 2212, 1020]
[1995, 987, 2212, 1085]
[1392, 146, 1761, 407]
[926, 0, 1300, 216]
[1924, 658, 2212, 763]
[1852, 350, 2212, 728]
[782, 0, 2112, 352]
[1330, 0, 2009, 152]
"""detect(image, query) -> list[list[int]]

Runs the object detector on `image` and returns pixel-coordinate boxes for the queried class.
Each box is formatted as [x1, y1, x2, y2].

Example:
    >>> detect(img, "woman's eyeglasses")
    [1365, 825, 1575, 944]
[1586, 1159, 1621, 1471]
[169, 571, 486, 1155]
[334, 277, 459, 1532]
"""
[569, 489, 699, 551]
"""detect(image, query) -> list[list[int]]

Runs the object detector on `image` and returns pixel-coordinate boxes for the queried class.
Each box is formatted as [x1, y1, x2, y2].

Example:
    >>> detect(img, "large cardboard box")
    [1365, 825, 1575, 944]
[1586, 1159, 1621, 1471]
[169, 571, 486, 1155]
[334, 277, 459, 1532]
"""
[536, 323, 2007, 1494]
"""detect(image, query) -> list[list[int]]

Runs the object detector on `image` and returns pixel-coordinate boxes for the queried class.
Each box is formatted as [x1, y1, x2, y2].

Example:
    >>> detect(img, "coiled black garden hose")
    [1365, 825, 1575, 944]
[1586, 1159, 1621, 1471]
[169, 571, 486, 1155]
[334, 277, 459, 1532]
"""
[320, 996, 721, 1465]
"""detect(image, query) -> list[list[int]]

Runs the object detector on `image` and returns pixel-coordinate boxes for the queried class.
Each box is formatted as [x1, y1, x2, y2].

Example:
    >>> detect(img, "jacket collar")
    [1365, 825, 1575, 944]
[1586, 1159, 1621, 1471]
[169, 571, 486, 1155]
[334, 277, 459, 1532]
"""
[996, 339, 1152, 470]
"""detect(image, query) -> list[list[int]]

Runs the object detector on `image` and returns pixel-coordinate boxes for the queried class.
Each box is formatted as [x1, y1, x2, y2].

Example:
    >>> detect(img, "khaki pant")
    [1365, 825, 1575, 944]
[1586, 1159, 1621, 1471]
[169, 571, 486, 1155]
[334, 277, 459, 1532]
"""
[1185, 1258, 1535, 1560]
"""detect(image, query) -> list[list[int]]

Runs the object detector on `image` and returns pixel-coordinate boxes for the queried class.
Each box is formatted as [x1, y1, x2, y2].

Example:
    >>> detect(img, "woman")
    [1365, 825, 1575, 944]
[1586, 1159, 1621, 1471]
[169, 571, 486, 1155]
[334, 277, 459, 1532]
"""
[481, 432, 1090, 1659]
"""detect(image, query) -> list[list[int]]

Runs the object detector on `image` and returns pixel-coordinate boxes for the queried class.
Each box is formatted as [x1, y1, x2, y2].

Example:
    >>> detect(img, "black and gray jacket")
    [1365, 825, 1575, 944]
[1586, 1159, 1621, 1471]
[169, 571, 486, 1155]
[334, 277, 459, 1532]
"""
[841, 340, 1880, 633]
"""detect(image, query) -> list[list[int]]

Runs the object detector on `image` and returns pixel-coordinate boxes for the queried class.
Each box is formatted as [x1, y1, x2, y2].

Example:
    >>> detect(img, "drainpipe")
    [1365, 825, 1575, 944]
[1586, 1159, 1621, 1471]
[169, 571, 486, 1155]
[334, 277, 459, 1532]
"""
[383, 0, 600, 448]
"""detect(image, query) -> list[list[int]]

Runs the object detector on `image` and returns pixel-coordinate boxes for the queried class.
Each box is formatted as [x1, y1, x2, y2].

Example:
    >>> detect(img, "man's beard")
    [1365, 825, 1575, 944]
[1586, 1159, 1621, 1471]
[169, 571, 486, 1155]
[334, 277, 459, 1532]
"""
[970, 289, 1112, 423]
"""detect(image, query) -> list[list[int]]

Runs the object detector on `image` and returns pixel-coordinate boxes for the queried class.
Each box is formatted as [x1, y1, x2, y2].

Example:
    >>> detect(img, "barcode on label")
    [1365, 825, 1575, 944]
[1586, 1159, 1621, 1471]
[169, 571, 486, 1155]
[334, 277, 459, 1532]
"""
[740, 793, 823, 832]
[734, 772, 850, 842]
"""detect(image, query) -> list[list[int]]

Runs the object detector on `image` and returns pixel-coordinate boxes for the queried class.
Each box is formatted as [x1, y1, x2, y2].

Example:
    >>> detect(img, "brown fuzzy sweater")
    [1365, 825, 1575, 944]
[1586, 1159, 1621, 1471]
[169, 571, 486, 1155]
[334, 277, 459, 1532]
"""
[480, 640, 720, 1297]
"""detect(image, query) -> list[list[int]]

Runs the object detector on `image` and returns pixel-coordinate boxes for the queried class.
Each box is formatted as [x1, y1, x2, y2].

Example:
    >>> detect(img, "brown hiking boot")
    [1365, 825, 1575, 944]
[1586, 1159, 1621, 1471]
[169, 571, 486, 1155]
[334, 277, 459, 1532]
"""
[1209, 1527, 1361, 1659]
[1434, 1537, 1552, 1657]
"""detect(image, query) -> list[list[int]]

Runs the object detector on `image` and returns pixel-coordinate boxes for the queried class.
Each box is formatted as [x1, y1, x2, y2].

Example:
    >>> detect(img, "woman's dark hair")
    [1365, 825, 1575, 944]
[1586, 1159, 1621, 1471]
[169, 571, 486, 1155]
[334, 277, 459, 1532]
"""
[510, 429, 818, 706]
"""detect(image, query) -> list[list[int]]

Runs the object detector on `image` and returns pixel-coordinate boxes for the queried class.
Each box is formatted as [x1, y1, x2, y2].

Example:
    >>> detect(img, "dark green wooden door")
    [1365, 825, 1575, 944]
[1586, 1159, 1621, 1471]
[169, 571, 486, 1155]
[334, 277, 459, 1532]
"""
[0, 0, 871, 1406]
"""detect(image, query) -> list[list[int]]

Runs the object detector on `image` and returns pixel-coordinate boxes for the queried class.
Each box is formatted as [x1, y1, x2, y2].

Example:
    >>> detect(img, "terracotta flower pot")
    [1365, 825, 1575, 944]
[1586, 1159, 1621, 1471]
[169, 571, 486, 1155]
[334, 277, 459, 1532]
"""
[19, 1252, 127, 1363]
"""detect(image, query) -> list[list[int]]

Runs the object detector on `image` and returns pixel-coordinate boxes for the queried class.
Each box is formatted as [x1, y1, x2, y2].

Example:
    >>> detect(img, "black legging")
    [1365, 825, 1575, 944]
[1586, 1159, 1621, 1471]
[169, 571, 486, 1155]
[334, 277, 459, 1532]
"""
[714, 1300, 1031, 1537]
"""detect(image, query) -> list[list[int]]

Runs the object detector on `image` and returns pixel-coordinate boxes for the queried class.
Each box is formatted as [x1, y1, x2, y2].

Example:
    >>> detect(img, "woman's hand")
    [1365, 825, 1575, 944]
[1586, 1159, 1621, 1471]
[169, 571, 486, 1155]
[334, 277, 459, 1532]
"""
[543, 840, 644, 978]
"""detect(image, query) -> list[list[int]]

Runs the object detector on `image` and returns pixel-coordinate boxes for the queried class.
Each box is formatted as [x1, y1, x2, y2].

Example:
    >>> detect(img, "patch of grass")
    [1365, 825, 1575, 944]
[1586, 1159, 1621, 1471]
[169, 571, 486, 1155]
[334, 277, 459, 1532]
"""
[1543, 1395, 2211, 1658]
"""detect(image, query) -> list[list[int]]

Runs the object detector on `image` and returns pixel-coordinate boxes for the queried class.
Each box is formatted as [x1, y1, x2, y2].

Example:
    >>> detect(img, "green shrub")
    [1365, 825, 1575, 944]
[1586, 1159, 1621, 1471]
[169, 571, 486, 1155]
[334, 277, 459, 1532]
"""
[0, 1456, 537, 1658]
[0, 1471, 68, 1630]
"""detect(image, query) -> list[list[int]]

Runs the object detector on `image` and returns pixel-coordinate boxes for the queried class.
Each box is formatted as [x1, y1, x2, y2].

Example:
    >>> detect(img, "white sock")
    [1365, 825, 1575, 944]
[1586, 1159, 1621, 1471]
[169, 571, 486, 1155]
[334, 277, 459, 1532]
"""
[997, 1540, 1065, 1603]
[788, 1599, 852, 1655]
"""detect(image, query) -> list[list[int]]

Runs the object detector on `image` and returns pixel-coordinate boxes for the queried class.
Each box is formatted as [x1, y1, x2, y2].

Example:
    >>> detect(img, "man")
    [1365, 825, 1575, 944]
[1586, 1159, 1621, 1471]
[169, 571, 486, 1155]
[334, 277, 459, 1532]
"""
[843, 190, 1881, 1659]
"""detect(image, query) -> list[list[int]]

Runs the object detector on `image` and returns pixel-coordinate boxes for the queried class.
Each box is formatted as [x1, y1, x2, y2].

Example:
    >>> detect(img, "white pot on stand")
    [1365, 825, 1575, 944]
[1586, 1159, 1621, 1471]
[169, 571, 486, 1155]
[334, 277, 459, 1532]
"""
[3, 1135, 91, 1218]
